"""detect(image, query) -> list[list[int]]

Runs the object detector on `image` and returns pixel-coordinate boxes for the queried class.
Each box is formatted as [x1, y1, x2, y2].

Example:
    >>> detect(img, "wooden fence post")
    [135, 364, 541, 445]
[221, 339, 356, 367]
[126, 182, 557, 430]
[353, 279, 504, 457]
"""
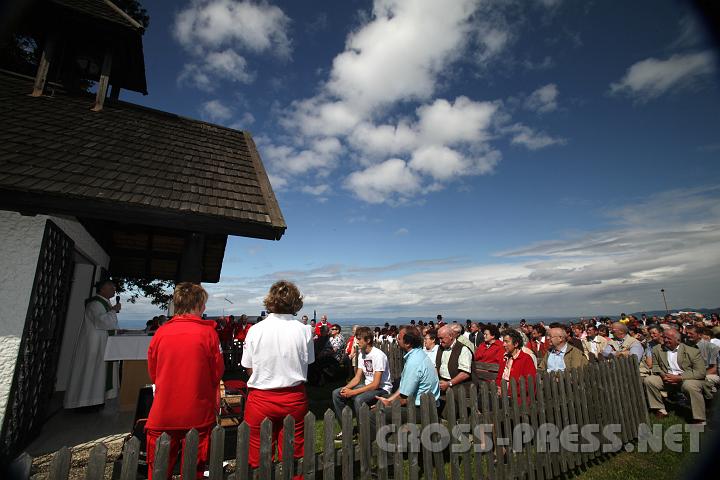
[151, 432, 171, 480]
[303, 411, 316, 480]
[561, 371, 580, 471]
[119, 436, 140, 480]
[323, 409, 336, 480]
[282, 415, 296, 480]
[419, 393, 434, 480]
[182, 429, 199, 479]
[445, 387, 460, 480]
[519, 376, 535, 480]
[375, 403, 389, 480]
[235, 423, 250, 480]
[536, 372, 553, 479]
[429, 392, 446, 480]
[48, 446, 71, 480]
[259, 418, 273, 479]
[208, 425, 225, 478]
[526, 375, 542, 480]
[500, 380, 512, 477]
[358, 403, 372, 480]
[341, 406, 354, 480]
[479, 381, 494, 480]
[85, 442, 108, 480]
[406, 395, 420, 480]
[391, 399, 404, 480]
[457, 385, 472, 480]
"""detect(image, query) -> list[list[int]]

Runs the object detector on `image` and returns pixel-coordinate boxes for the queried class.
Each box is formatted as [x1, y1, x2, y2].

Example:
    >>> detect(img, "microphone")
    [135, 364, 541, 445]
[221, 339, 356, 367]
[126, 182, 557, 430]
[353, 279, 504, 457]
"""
[116, 295, 120, 304]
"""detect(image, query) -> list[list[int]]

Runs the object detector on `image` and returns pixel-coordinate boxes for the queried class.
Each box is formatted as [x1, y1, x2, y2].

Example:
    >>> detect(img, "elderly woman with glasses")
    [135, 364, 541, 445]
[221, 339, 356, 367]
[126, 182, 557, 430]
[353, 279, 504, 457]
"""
[496, 329, 536, 404]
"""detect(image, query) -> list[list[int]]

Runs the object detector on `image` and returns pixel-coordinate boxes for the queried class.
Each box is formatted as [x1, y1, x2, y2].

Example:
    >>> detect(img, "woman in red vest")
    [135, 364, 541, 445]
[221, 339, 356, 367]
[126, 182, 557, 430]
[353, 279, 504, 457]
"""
[497, 329, 536, 404]
[146, 283, 224, 479]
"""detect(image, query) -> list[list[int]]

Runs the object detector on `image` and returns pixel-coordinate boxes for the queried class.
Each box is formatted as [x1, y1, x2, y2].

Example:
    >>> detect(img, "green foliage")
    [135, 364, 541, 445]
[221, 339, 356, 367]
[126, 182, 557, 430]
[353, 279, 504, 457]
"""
[116, 277, 174, 310]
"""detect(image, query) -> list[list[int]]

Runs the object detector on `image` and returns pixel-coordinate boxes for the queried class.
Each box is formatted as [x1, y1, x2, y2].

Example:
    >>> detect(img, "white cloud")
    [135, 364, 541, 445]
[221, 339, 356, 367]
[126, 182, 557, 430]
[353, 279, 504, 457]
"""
[345, 159, 422, 204]
[347, 121, 418, 157]
[174, 1, 290, 92]
[416, 97, 498, 145]
[261, 137, 341, 178]
[267, 174, 288, 190]
[507, 123, 566, 150]
[178, 49, 255, 91]
[525, 83, 559, 113]
[610, 51, 715, 101]
[263, 0, 564, 205]
[325, 0, 478, 112]
[229, 112, 256, 128]
[409, 145, 468, 181]
[475, 25, 512, 65]
[199, 99, 233, 123]
[120, 187, 720, 320]
[537, 0, 562, 7]
[394, 228, 409, 236]
[174, 0, 291, 57]
[284, 98, 363, 138]
[671, 14, 703, 49]
[301, 184, 331, 196]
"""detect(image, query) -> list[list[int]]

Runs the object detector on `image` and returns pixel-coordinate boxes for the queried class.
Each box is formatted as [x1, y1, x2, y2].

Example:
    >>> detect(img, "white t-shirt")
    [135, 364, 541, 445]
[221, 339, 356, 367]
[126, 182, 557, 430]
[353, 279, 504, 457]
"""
[667, 349, 683, 375]
[424, 344, 439, 362]
[359, 346, 393, 394]
[241, 313, 315, 389]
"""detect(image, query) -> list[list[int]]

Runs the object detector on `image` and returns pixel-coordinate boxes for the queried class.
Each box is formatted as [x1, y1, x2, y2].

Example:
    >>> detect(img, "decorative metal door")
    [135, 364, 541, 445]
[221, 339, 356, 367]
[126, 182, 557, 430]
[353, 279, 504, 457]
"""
[0, 220, 74, 463]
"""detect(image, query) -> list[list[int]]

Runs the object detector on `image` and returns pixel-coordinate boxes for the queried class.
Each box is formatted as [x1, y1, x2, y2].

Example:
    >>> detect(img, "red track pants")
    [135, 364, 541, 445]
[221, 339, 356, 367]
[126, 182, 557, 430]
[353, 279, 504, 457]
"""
[146, 426, 211, 480]
[244, 384, 308, 476]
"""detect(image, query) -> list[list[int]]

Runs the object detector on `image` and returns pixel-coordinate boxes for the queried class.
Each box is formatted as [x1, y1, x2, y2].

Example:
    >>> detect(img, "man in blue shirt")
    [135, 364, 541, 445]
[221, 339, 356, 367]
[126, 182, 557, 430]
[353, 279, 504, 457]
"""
[370, 325, 440, 432]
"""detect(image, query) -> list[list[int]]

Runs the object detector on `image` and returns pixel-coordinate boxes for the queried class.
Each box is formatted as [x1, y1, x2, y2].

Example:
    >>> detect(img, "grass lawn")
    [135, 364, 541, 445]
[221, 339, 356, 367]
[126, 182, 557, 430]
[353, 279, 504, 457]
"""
[572, 413, 705, 480]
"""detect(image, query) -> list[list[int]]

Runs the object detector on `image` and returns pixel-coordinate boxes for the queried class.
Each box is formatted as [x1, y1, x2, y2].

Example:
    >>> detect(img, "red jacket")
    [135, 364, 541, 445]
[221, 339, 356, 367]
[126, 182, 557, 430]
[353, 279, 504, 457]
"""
[345, 335, 356, 355]
[526, 337, 551, 357]
[474, 339, 504, 364]
[146, 314, 224, 430]
[233, 322, 252, 342]
[496, 350, 537, 404]
[314, 321, 332, 337]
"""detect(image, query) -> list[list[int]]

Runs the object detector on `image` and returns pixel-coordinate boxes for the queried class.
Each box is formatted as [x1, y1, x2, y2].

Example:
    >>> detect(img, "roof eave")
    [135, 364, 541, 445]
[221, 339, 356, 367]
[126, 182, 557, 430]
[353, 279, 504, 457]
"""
[0, 190, 286, 240]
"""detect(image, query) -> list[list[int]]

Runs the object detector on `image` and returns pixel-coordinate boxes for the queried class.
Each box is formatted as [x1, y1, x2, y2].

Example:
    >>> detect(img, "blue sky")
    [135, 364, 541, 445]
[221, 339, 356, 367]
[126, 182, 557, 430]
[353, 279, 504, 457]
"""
[120, 0, 720, 322]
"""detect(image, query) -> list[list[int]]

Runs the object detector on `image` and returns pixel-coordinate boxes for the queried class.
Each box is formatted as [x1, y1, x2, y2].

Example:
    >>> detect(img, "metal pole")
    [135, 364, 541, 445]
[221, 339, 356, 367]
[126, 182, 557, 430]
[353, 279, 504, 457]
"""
[661, 288, 669, 313]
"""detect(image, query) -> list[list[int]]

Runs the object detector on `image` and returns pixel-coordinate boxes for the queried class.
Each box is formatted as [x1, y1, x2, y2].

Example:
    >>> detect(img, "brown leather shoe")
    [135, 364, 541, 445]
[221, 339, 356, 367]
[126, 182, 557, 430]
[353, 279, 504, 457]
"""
[654, 410, 669, 419]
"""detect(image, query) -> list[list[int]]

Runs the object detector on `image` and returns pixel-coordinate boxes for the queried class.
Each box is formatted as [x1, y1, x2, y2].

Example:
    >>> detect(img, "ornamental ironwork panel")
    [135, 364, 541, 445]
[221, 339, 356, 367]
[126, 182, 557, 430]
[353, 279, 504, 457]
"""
[0, 220, 74, 462]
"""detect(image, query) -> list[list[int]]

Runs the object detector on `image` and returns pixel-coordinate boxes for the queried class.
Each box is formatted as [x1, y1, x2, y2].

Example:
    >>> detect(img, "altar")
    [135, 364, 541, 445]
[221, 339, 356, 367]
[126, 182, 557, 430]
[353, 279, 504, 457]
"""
[104, 334, 152, 411]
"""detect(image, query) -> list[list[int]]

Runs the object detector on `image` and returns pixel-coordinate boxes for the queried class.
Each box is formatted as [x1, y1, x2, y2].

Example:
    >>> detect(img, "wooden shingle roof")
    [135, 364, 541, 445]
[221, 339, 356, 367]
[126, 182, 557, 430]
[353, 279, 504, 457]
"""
[0, 70, 286, 241]
[52, 0, 144, 31]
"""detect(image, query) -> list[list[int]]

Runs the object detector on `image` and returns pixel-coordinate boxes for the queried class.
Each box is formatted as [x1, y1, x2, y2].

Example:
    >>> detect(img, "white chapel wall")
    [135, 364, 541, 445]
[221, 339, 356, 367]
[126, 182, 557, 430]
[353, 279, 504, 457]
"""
[0, 211, 108, 430]
[0, 211, 47, 432]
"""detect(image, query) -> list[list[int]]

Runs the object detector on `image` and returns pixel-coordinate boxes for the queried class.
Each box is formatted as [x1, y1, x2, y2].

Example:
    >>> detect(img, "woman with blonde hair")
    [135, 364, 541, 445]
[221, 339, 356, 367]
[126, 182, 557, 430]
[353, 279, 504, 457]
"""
[145, 283, 224, 479]
[241, 280, 313, 479]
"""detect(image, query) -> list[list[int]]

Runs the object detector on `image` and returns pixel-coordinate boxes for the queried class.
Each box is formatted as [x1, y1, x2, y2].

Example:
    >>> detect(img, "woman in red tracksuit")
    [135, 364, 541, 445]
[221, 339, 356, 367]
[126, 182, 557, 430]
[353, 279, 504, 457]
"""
[145, 283, 224, 479]
[241, 280, 313, 480]
[496, 329, 537, 405]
